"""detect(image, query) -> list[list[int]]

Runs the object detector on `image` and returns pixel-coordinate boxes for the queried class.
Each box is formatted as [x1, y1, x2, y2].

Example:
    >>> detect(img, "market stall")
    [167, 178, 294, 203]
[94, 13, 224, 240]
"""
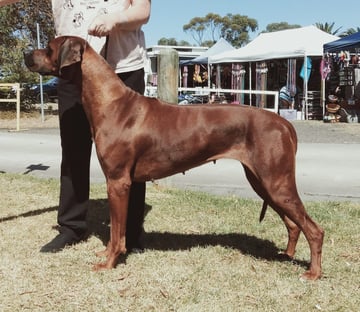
[209, 26, 339, 119]
[323, 32, 360, 122]
[180, 38, 234, 90]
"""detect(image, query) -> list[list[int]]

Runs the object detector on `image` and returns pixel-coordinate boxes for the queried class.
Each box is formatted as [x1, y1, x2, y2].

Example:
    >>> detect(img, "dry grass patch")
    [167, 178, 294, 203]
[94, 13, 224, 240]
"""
[0, 173, 359, 311]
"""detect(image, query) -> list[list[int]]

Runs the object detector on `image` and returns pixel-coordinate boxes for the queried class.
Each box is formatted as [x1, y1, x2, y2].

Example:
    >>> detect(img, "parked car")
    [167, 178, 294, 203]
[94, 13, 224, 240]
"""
[30, 77, 58, 102]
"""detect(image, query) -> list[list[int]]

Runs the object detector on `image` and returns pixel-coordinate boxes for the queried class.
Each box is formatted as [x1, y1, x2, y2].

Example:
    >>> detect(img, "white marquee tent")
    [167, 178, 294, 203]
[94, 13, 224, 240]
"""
[208, 26, 339, 115]
[209, 25, 339, 63]
[181, 38, 234, 65]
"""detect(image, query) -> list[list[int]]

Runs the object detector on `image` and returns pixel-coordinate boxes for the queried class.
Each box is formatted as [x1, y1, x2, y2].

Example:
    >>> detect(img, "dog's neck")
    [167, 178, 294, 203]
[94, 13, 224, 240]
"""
[79, 45, 138, 133]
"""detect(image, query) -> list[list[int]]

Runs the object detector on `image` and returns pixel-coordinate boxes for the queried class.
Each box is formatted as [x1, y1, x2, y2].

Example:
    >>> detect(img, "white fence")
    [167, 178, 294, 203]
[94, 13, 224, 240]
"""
[0, 83, 21, 131]
[145, 86, 279, 113]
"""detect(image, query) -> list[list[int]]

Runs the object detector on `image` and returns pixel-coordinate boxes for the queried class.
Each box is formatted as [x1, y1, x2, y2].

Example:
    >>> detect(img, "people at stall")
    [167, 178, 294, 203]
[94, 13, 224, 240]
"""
[279, 85, 295, 109]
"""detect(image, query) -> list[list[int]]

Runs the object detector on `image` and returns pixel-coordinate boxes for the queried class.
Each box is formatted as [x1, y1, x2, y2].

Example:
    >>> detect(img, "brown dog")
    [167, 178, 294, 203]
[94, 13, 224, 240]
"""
[24, 36, 324, 280]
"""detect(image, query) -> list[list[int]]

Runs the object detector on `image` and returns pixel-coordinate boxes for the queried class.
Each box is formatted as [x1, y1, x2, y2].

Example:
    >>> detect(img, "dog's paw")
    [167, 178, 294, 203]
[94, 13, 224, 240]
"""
[92, 262, 112, 271]
[300, 269, 321, 281]
[95, 248, 109, 258]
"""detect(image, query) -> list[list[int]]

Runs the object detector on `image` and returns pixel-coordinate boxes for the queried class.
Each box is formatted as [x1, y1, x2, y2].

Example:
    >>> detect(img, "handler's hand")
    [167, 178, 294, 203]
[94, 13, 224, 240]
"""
[88, 15, 114, 37]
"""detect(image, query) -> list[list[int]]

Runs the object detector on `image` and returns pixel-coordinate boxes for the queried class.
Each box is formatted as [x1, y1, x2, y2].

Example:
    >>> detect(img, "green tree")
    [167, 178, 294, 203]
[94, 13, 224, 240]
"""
[183, 13, 258, 48]
[315, 22, 342, 35]
[157, 37, 191, 46]
[202, 40, 216, 48]
[183, 16, 207, 46]
[262, 22, 301, 33]
[203, 13, 223, 42]
[177, 40, 191, 46]
[340, 27, 360, 37]
[0, 0, 54, 82]
[157, 37, 178, 45]
[221, 14, 257, 47]
[1, 38, 36, 82]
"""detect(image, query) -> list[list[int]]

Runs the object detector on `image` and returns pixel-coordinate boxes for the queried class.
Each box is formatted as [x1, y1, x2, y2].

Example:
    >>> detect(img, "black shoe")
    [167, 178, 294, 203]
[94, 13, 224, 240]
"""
[127, 246, 144, 254]
[126, 240, 144, 254]
[40, 232, 82, 253]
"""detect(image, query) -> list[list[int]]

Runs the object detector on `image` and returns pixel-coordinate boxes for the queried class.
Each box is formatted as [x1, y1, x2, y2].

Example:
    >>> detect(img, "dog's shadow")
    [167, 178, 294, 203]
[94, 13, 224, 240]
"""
[87, 199, 309, 268]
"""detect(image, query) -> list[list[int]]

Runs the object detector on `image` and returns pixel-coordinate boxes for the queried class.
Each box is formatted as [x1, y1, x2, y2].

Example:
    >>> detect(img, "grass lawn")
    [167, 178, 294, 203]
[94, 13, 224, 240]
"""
[0, 173, 359, 311]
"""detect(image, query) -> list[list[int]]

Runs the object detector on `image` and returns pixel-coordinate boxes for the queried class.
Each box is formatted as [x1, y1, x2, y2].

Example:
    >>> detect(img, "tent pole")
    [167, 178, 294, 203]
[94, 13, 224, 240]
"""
[249, 62, 252, 106]
[321, 78, 325, 117]
[303, 54, 308, 120]
[321, 55, 325, 118]
[208, 63, 211, 88]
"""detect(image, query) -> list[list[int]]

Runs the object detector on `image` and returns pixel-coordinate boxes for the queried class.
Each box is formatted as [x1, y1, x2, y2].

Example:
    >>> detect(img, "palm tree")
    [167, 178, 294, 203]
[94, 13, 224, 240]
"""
[340, 27, 360, 37]
[315, 22, 342, 35]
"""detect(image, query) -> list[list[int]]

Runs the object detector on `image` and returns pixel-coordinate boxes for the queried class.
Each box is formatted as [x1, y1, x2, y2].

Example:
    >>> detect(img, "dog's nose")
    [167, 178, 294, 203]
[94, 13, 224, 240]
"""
[23, 51, 35, 68]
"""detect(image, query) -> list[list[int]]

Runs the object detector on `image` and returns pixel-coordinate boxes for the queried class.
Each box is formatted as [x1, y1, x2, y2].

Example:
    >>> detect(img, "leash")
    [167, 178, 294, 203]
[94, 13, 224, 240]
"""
[85, 34, 109, 60]
[104, 35, 109, 60]
[85, 34, 92, 53]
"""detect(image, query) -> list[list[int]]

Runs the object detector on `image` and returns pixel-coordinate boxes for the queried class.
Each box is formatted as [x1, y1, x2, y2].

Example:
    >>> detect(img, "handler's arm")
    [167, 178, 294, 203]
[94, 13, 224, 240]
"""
[119, 0, 151, 30]
[88, 0, 151, 37]
[0, 0, 20, 6]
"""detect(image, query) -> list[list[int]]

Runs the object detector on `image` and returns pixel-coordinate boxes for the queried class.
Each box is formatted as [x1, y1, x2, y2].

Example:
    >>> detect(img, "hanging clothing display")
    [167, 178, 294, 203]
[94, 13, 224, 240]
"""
[256, 62, 268, 108]
[354, 68, 360, 98]
[231, 63, 246, 104]
[300, 57, 312, 82]
[193, 64, 202, 86]
[287, 59, 297, 97]
[320, 57, 331, 80]
[182, 66, 188, 88]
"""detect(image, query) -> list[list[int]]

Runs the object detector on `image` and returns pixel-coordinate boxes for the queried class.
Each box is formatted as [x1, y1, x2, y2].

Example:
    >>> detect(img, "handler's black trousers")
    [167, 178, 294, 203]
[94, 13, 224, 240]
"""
[57, 68, 146, 248]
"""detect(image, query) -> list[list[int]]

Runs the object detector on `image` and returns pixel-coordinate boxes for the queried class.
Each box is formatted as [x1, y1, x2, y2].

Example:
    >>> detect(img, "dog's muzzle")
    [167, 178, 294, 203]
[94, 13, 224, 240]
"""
[23, 51, 35, 69]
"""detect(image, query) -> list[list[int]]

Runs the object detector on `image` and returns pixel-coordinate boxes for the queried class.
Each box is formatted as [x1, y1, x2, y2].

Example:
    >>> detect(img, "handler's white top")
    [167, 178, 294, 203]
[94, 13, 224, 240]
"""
[51, 0, 146, 73]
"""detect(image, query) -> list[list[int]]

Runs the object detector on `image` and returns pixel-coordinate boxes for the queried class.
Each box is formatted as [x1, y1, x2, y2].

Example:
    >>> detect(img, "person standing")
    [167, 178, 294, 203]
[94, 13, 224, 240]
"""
[0, 0, 151, 253]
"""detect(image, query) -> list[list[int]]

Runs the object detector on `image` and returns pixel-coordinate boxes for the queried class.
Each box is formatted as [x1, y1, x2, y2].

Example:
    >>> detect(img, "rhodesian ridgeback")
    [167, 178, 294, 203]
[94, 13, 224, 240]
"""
[24, 36, 324, 280]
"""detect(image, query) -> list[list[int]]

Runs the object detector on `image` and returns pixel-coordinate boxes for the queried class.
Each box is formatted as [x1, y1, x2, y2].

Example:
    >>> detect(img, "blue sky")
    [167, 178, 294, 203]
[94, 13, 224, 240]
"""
[143, 0, 359, 46]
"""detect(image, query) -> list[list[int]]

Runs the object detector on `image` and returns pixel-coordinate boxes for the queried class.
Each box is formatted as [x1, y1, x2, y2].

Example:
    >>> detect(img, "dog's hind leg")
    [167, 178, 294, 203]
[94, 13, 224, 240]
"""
[263, 177, 324, 280]
[244, 165, 301, 257]
[271, 208, 301, 259]
[243, 166, 270, 222]
[243, 164, 323, 280]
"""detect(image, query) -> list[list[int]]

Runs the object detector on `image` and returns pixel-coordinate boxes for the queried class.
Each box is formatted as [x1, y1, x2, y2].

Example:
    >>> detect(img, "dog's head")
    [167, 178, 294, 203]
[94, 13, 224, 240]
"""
[24, 36, 86, 79]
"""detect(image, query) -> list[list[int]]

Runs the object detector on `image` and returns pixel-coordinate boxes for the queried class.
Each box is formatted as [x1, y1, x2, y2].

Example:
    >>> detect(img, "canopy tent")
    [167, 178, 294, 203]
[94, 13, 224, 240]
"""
[180, 38, 234, 65]
[323, 32, 360, 112]
[180, 38, 234, 89]
[323, 31, 360, 53]
[209, 25, 339, 63]
[208, 26, 339, 117]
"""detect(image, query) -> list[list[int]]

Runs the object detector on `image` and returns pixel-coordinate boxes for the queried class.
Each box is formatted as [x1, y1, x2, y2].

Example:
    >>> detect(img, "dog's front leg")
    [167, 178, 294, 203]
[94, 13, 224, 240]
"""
[93, 177, 130, 270]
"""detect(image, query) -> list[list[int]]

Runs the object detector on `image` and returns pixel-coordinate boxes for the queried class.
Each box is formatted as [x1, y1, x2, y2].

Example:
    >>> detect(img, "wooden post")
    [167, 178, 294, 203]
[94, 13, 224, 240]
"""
[157, 49, 179, 104]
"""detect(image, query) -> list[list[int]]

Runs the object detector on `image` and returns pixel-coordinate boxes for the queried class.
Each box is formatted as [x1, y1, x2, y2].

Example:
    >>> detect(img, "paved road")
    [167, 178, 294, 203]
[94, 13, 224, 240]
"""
[1, 127, 360, 202]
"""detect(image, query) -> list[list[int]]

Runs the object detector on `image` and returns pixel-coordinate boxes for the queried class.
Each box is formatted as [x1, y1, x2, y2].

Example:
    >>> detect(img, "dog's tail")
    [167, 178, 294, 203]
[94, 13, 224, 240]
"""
[259, 201, 268, 222]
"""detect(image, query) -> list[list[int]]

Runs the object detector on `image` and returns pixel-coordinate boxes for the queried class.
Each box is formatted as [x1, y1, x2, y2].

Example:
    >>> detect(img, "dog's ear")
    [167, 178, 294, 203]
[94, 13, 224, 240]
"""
[59, 37, 83, 73]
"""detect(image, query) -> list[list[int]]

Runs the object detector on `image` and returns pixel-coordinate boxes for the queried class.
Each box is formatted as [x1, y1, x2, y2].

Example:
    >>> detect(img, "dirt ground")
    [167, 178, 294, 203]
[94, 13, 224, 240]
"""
[292, 120, 360, 143]
[0, 111, 59, 130]
[1, 110, 360, 144]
